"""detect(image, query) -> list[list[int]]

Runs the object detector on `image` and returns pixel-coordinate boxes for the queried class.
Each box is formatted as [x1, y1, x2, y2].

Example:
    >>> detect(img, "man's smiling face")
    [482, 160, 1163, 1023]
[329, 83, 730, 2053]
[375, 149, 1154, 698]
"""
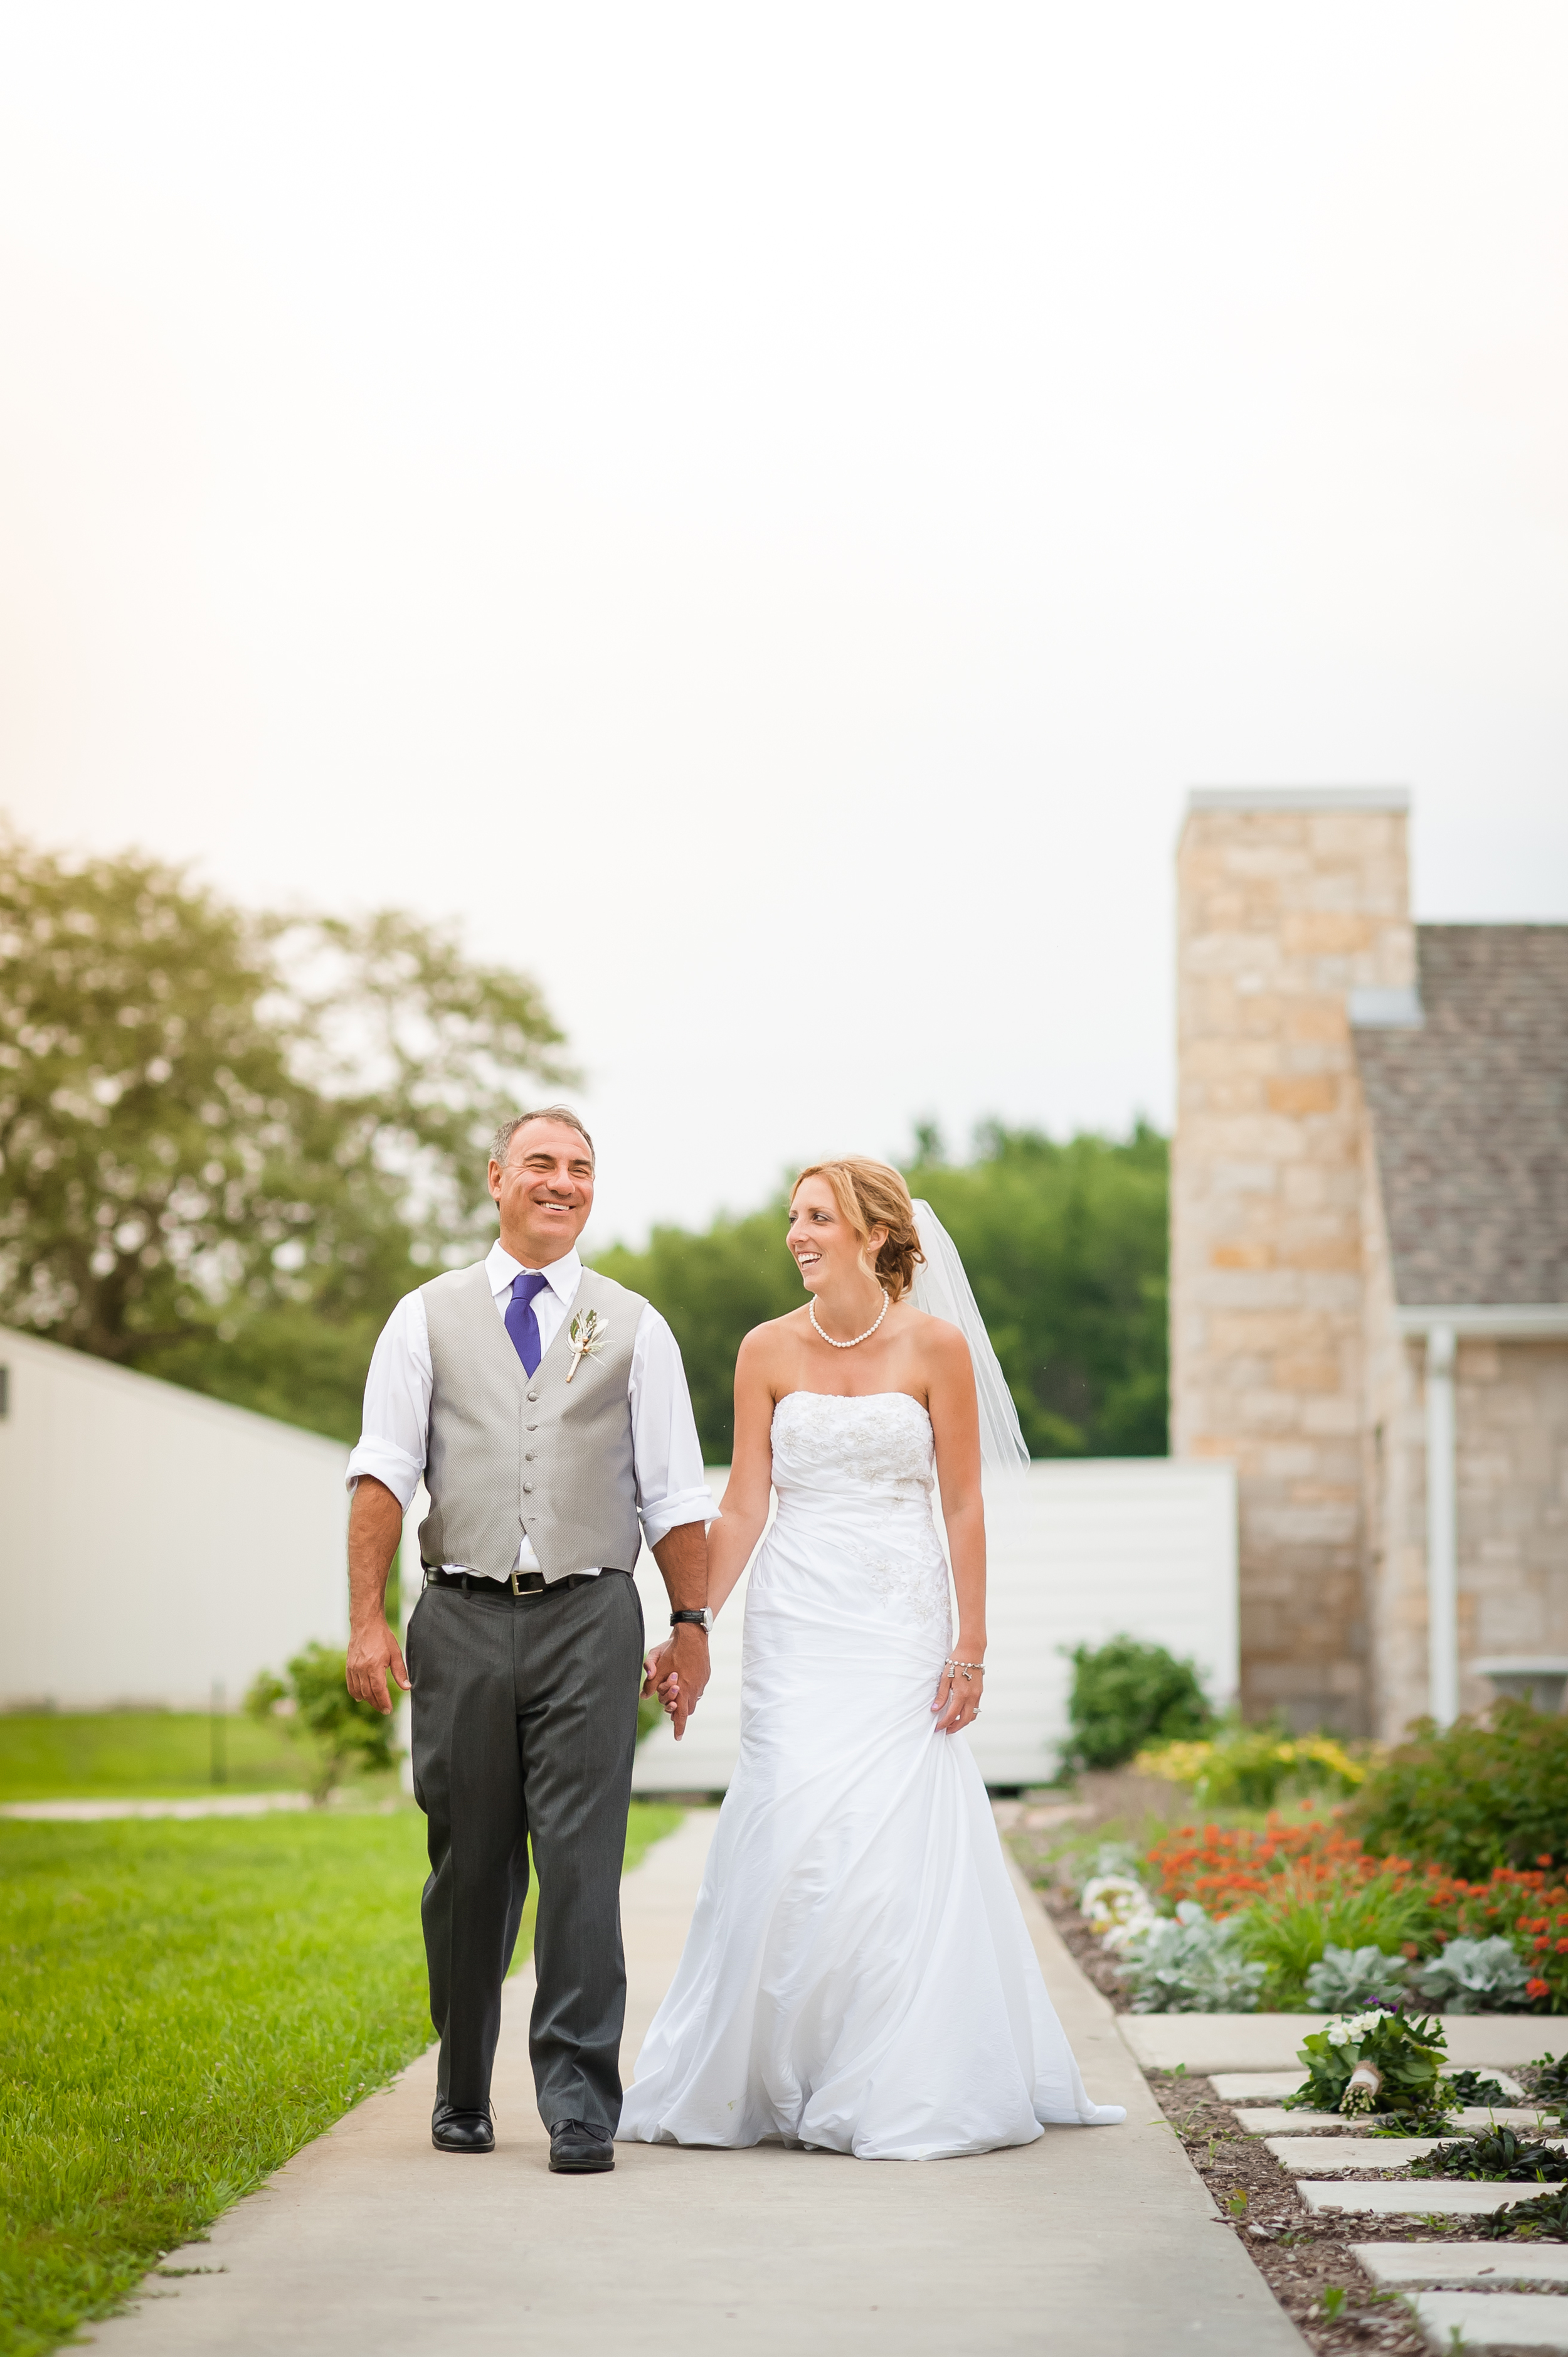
[489, 1119, 596, 1267]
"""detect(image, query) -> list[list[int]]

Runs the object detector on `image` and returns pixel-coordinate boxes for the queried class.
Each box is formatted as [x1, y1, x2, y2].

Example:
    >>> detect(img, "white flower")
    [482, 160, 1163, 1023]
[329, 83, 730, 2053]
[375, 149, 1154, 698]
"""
[1081, 1875, 1147, 1932]
[1326, 2008, 1388, 2050]
[565, 1307, 609, 1385]
[1101, 1906, 1162, 1955]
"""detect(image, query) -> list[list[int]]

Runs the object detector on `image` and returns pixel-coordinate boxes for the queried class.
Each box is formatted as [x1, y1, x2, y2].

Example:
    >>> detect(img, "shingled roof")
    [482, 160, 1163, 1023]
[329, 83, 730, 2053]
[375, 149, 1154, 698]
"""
[1352, 925, 1568, 1306]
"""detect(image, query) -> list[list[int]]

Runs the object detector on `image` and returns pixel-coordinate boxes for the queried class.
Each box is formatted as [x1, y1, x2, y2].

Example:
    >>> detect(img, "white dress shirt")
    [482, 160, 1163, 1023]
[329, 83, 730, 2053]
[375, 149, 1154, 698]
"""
[346, 1242, 716, 1580]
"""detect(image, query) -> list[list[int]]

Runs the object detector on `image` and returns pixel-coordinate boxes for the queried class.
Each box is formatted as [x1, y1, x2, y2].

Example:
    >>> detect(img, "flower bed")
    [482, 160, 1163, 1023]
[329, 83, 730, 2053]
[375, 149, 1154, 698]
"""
[1145, 1817, 1568, 2012]
[1021, 1814, 1568, 2015]
[1135, 1729, 1369, 1809]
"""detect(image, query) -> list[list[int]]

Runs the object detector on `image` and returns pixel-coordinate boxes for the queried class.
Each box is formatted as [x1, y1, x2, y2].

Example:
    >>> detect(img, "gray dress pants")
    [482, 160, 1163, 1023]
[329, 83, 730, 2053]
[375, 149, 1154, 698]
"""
[406, 1570, 644, 2132]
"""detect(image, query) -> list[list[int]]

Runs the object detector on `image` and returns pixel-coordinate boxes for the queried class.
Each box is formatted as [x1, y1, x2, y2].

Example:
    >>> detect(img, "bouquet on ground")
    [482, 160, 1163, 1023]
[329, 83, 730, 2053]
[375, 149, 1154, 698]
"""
[1288, 2007, 1453, 2124]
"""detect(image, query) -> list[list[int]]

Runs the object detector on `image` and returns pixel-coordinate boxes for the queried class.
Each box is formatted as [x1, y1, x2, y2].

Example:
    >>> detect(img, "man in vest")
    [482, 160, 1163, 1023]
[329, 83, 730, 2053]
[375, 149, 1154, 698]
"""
[344, 1107, 713, 2173]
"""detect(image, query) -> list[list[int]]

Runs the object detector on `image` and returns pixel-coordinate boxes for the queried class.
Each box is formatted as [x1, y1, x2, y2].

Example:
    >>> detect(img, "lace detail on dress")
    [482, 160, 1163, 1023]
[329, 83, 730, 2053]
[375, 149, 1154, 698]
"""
[769, 1392, 950, 1634]
[843, 1533, 951, 1634]
[770, 1390, 935, 1492]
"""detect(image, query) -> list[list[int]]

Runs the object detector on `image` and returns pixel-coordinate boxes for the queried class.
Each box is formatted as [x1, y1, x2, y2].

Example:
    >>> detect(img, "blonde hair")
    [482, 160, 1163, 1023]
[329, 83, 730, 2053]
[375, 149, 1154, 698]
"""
[791, 1157, 926, 1304]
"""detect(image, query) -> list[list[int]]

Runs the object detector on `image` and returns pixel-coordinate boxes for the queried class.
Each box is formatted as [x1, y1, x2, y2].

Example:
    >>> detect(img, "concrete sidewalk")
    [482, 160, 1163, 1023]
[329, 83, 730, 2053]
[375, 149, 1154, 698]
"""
[87, 1814, 1305, 2357]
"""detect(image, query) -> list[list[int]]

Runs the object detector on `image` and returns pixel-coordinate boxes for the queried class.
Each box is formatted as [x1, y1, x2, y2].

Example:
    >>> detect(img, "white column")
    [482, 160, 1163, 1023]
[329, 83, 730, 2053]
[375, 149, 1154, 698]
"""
[1425, 1324, 1458, 1725]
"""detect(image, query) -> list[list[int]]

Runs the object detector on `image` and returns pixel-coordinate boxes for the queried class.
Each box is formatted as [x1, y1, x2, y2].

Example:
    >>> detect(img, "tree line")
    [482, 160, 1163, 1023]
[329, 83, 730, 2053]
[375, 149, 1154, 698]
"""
[1, 829, 1168, 1456]
[594, 1123, 1168, 1460]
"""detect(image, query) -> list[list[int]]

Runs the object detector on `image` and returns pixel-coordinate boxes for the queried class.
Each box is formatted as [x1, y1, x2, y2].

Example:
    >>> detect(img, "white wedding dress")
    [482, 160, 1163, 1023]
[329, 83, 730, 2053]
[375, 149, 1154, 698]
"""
[617, 1390, 1125, 2161]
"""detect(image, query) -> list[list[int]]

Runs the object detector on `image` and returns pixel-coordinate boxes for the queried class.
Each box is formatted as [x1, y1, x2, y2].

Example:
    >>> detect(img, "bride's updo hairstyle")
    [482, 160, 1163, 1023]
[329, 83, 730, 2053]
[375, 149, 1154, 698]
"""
[792, 1157, 926, 1304]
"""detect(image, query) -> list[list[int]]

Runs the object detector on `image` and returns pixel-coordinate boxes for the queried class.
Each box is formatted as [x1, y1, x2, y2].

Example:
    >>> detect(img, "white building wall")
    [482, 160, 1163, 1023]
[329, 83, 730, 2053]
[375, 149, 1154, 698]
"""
[0, 1327, 350, 1711]
[632, 1460, 1238, 1792]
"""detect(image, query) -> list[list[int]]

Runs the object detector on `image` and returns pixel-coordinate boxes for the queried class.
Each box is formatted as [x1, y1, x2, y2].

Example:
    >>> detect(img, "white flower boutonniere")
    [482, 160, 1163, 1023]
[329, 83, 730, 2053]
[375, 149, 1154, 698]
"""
[565, 1307, 609, 1383]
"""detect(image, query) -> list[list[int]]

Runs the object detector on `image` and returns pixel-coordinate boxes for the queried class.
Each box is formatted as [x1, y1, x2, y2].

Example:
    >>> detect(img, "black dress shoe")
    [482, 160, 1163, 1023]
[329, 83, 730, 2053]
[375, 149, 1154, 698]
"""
[548, 2118, 615, 2174]
[432, 2104, 494, 2154]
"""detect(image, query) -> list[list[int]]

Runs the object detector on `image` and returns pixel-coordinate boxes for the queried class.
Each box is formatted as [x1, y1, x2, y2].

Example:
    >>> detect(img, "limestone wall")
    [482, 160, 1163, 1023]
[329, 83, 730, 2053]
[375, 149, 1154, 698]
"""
[1454, 1339, 1568, 1711]
[1172, 794, 1414, 1730]
[1364, 1311, 1568, 1735]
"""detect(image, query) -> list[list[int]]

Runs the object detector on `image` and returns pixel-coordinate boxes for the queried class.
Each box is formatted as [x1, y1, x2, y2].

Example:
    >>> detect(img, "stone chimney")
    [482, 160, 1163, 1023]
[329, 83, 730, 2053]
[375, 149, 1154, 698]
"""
[1172, 789, 1415, 1732]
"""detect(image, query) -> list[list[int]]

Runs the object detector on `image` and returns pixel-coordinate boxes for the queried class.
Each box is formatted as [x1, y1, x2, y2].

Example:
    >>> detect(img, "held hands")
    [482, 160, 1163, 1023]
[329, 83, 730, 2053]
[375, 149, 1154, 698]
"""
[346, 1619, 411, 1716]
[932, 1651, 984, 1733]
[641, 1624, 709, 1742]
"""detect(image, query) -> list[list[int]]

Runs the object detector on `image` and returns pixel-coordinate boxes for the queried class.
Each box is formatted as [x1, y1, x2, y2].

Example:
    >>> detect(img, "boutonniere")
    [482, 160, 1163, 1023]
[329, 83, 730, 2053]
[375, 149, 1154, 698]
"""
[565, 1307, 609, 1383]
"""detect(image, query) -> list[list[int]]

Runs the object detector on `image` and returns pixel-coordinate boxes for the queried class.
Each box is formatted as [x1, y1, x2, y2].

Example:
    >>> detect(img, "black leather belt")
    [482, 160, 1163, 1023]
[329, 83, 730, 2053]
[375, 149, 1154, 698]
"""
[423, 1566, 630, 1600]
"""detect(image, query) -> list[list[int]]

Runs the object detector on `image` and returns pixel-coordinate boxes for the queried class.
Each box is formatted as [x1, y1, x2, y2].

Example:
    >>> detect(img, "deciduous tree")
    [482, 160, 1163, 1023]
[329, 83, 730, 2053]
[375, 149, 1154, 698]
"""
[0, 833, 568, 1437]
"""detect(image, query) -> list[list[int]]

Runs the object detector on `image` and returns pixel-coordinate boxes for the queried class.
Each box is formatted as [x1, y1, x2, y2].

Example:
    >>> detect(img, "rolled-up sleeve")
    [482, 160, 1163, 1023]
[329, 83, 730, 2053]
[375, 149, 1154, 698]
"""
[628, 1305, 718, 1548]
[344, 1290, 432, 1511]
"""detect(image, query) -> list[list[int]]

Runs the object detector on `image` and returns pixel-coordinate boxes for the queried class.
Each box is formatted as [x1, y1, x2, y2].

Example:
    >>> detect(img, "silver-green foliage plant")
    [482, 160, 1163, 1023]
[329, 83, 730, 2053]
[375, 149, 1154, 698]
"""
[1122, 1901, 1268, 2014]
[1303, 1943, 1409, 2012]
[1409, 1936, 1531, 2014]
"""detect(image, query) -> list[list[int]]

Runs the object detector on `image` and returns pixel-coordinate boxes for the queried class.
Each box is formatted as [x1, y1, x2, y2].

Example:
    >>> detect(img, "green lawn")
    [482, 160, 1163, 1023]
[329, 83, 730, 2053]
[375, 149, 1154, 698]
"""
[0, 1803, 683, 2357]
[0, 1712, 341, 1802]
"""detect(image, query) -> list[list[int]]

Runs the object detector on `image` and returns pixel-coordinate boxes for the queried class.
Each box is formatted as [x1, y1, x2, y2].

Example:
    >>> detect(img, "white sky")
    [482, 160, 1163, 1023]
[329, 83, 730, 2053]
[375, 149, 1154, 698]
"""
[1, 2, 1565, 1247]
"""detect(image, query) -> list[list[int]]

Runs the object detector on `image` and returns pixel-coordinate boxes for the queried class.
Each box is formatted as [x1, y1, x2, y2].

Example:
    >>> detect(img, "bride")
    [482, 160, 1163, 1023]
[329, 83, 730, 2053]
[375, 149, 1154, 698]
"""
[616, 1156, 1124, 2161]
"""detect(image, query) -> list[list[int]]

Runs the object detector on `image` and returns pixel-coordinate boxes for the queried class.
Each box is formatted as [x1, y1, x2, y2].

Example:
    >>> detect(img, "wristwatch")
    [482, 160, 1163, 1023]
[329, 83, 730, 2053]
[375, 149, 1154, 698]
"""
[670, 1608, 713, 1634]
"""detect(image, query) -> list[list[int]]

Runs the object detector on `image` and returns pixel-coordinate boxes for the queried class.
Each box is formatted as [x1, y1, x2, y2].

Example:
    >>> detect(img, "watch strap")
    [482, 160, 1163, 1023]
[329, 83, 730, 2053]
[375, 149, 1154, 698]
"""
[670, 1609, 710, 1629]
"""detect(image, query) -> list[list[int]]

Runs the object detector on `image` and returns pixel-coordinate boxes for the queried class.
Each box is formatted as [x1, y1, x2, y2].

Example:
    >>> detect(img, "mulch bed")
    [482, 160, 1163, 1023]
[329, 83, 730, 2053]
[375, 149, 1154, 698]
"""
[1141, 2069, 1565, 2355]
[1004, 1825, 1564, 2353]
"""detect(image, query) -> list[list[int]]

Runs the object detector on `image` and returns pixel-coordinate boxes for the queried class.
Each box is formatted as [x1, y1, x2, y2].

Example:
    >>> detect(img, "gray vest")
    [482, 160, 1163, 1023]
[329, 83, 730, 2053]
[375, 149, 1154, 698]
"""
[417, 1263, 648, 1581]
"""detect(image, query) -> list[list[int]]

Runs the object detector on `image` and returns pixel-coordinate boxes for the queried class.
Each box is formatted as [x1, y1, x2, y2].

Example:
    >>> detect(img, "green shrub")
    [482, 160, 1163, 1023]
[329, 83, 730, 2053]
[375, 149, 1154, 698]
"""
[1450, 2071, 1513, 2107]
[1120, 1902, 1266, 2013]
[1476, 2184, 1568, 2240]
[1303, 1943, 1408, 2012]
[1061, 1635, 1212, 1772]
[1136, 1721, 1367, 1807]
[1411, 1935, 1532, 2014]
[1348, 1703, 1568, 1878]
[1528, 2053, 1568, 2112]
[246, 1643, 396, 1804]
[1411, 2127, 1563, 2182]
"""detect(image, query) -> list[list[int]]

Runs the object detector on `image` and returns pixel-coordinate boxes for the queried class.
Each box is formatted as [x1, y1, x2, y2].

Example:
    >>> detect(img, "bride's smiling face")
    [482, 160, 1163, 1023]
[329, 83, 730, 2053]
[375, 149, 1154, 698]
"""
[786, 1176, 887, 1295]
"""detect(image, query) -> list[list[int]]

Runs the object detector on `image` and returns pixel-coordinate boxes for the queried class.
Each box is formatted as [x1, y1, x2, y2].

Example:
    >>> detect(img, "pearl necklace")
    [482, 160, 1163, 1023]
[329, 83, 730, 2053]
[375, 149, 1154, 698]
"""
[810, 1290, 890, 1349]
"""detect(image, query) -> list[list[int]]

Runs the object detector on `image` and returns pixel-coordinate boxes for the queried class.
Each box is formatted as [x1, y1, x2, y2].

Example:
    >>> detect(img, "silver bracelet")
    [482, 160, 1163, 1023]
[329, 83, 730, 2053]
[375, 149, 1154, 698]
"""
[943, 1657, 986, 1681]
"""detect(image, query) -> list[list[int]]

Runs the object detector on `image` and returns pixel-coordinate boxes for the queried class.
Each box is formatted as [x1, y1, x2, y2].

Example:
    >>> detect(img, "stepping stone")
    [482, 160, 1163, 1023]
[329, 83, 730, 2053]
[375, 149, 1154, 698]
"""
[1237, 2107, 1554, 2135]
[1269, 2136, 1467, 2169]
[1124, 2016, 1548, 2074]
[1353, 2244, 1568, 2288]
[1407, 2291, 1568, 2349]
[1297, 2179, 1567, 2215]
[1210, 2072, 1308, 2101]
[1210, 2068, 1527, 2104]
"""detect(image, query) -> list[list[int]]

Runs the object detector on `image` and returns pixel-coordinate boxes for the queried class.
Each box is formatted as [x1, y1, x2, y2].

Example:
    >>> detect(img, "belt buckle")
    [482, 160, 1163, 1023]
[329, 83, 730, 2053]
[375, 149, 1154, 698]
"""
[509, 1571, 522, 1597]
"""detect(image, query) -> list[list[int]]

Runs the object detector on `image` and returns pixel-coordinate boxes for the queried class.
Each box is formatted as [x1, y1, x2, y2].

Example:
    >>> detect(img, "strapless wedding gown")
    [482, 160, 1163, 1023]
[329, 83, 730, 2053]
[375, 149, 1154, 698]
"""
[617, 1390, 1125, 2161]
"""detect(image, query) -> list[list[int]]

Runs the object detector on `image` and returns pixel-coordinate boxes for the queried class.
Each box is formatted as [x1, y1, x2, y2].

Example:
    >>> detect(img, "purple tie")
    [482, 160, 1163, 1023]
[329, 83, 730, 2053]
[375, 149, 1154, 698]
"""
[504, 1270, 549, 1376]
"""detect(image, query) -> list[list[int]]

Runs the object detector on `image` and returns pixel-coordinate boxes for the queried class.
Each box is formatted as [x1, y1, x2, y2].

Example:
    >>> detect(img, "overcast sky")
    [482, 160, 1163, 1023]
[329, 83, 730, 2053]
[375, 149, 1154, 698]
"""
[1, 3, 1564, 1246]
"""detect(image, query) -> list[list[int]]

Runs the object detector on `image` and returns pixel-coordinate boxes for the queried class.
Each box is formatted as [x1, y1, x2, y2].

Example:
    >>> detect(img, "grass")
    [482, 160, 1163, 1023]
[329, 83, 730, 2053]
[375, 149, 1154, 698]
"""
[0, 1802, 683, 2357]
[0, 1713, 325, 1802]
